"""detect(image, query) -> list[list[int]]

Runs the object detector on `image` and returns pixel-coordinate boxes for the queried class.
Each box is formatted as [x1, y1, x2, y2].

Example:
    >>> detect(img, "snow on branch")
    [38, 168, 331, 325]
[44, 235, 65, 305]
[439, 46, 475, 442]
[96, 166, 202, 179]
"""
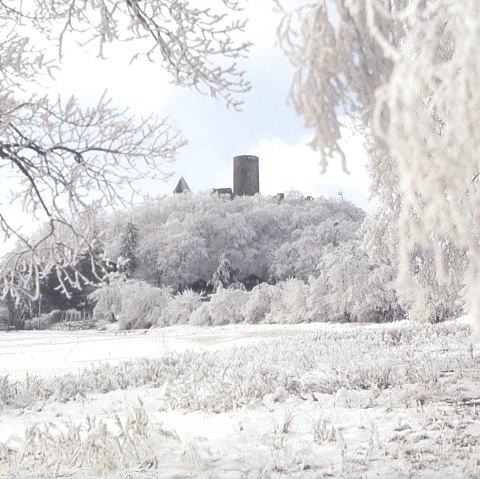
[9, 0, 252, 109]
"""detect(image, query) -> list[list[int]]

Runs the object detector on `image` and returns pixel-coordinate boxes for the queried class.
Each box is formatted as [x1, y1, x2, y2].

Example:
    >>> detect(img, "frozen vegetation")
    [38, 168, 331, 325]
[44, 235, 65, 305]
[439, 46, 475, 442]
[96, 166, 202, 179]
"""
[1, 318, 480, 478]
[7, 192, 463, 331]
[1, 1, 479, 478]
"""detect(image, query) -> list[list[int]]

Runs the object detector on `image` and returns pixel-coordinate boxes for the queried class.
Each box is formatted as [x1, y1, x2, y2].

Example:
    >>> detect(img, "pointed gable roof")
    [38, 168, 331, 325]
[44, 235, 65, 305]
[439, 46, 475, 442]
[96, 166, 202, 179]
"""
[173, 176, 191, 194]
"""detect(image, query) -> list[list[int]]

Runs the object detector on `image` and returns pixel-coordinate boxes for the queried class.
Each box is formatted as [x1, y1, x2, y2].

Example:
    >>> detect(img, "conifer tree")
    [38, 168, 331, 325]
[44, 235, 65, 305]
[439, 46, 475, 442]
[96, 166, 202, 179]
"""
[118, 222, 140, 278]
[209, 254, 240, 292]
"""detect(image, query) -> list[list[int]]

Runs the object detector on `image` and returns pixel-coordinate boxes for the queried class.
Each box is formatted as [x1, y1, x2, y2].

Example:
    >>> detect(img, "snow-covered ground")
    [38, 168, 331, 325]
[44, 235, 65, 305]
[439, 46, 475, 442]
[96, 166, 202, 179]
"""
[1, 319, 480, 478]
[0, 322, 360, 379]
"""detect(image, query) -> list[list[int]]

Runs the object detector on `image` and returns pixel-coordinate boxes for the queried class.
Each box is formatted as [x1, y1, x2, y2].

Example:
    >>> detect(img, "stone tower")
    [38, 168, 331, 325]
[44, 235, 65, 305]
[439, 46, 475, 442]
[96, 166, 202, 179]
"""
[233, 155, 259, 196]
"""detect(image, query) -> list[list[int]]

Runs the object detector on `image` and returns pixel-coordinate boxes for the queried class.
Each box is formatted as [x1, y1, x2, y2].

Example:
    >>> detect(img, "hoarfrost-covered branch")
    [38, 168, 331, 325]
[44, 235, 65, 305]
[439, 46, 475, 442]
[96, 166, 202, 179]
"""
[19, 0, 251, 108]
[0, 93, 185, 299]
[276, 0, 404, 171]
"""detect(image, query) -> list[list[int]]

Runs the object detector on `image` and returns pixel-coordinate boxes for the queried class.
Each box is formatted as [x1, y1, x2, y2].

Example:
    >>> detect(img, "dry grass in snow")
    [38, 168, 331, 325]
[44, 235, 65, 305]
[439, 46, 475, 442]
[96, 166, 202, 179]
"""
[1, 319, 480, 477]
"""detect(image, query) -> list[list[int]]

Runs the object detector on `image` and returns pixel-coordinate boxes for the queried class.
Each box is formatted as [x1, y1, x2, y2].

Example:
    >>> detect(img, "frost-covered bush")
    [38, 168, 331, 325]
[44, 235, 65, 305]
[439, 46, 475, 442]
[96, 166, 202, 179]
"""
[89, 278, 123, 323]
[24, 314, 55, 330]
[244, 283, 280, 323]
[207, 288, 249, 325]
[90, 278, 171, 329]
[158, 289, 203, 326]
[364, 264, 403, 323]
[119, 281, 171, 329]
[405, 279, 463, 324]
[362, 211, 464, 324]
[309, 241, 401, 323]
[190, 302, 212, 326]
[265, 279, 310, 324]
[189, 288, 249, 326]
[402, 245, 465, 323]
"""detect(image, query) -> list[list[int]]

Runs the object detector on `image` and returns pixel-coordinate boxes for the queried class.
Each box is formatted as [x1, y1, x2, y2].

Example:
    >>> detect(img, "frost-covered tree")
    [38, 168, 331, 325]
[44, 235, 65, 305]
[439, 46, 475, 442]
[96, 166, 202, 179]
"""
[37, 227, 109, 313]
[0, 1, 250, 300]
[118, 221, 140, 278]
[270, 209, 364, 281]
[209, 254, 241, 292]
[310, 241, 401, 322]
[278, 0, 480, 331]
[111, 193, 363, 290]
[141, 219, 209, 288]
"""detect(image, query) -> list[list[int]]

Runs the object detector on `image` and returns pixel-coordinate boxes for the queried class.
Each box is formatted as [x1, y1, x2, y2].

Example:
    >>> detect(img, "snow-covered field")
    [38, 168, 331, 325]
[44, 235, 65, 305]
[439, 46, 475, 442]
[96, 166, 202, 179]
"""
[1, 319, 480, 478]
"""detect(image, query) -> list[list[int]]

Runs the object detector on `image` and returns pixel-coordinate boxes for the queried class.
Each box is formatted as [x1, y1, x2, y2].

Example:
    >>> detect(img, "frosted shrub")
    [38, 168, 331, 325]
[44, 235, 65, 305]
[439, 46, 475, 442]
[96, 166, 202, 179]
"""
[89, 278, 123, 323]
[90, 278, 171, 329]
[315, 242, 371, 322]
[207, 288, 249, 325]
[397, 247, 465, 323]
[158, 289, 204, 326]
[309, 241, 401, 323]
[244, 283, 279, 323]
[190, 288, 249, 326]
[265, 279, 310, 324]
[363, 214, 465, 323]
[306, 274, 331, 323]
[401, 283, 461, 324]
[280, 278, 310, 323]
[119, 281, 171, 329]
[366, 264, 403, 323]
[190, 303, 212, 326]
[24, 314, 55, 330]
[23, 310, 65, 330]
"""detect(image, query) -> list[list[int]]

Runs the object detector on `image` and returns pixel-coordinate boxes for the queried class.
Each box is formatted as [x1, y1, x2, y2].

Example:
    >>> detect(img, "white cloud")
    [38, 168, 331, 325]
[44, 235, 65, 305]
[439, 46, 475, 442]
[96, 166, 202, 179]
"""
[249, 133, 376, 211]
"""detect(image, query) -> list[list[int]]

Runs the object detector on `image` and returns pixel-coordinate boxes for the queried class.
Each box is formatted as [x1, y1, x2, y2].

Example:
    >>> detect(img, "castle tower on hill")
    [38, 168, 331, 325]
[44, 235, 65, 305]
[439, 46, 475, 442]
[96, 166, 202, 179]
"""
[174, 155, 260, 197]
